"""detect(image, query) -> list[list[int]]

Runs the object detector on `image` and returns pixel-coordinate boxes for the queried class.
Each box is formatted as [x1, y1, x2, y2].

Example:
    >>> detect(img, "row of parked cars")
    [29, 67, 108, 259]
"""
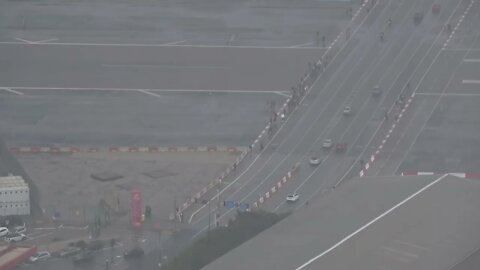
[0, 224, 27, 243]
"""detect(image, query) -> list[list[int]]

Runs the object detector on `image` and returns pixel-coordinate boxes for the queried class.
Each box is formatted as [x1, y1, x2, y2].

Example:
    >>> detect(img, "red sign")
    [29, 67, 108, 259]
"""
[131, 190, 142, 227]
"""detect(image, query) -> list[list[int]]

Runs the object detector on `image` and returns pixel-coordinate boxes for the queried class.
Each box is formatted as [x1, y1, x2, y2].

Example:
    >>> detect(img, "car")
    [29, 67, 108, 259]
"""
[286, 193, 300, 202]
[86, 240, 104, 251]
[309, 157, 322, 166]
[29, 251, 51, 262]
[0, 227, 9, 237]
[343, 106, 352, 115]
[4, 233, 26, 243]
[123, 247, 145, 260]
[322, 139, 333, 149]
[72, 251, 94, 264]
[60, 246, 82, 257]
[372, 85, 382, 97]
[414, 12, 424, 24]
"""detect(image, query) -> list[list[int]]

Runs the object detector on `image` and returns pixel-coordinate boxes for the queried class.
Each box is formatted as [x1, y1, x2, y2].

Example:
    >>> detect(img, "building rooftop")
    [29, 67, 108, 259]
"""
[202, 174, 480, 270]
[0, 175, 28, 189]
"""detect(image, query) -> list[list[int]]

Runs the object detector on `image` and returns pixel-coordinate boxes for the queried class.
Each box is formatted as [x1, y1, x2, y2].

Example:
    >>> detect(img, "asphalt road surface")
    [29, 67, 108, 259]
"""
[187, 0, 474, 244]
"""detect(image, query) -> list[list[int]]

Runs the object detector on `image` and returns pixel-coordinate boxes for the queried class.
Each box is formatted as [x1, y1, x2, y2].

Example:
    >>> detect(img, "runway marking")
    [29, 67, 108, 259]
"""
[102, 64, 231, 70]
[161, 40, 186, 46]
[415, 92, 480, 96]
[1, 88, 24, 95]
[34, 38, 59, 44]
[0, 40, 324, 50]
[15, 38, 35, 44]
[462, 79, 480, 84]
[290, 42, 314, 48]
[274, 91, 290, 97]
[294, 174, 447, 270]
[0, 86, 286, 95]
[463, 58, 480, 62]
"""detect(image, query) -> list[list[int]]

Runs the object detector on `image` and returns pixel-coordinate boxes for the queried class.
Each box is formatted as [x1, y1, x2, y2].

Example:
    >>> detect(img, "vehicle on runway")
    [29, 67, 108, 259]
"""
[29, 251, 51, 263]
[286, 193, 300, 202]
[322, 139, 333, 149]
[372, 86, 382, 97]
[335, 143, 347, 154]
[343, 106, 352, 115]
[4, 232, 27, 243]
[309, 157, 322, 166]
[414, 12, 424, 25]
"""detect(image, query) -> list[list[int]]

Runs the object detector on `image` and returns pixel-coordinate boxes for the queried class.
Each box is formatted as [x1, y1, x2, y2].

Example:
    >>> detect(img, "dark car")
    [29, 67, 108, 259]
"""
[72, 251, 94, 265]
[86, 240, 104, 251]
[123, 247, 144, 260]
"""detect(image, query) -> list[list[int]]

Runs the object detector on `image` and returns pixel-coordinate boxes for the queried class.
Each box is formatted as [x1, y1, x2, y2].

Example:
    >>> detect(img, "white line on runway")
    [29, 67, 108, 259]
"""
[290, 42, 314, 48]
[0, 86, 286, 95]
[294, 174, 447, 270]
[1, 88, 24, 95]
[0, 41, 324, 50]
[463, 79, 480, 84]
[415, 92, 480, 96]
[137, 89, 162, 97]
[274, 91, 290, 97]
[463, 58, 480, 62]
[161, 40, 186, 46]
[15, 38, 34, 44]
[102, 64, 231, 70]
[34, 38, 59, 44]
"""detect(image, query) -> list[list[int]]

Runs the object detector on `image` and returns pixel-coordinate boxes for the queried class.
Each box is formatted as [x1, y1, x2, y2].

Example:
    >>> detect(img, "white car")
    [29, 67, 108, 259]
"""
[343, 106, 352, 115]
[4, 233, 27, 243]
[0, 227, 9, 237]
[322, 139, 333, 149]
[286, 193, 300, 202]
[29, 251, 51, 262]
[309, 157, 322, 166]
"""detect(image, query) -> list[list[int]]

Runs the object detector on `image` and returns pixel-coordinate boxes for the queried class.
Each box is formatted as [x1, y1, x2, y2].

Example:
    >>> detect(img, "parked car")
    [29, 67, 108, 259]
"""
[322, 139, 333, 149]
[123, 247, 145, 260]
[29, 251, 51, 262]
[343, 106, 352, 115]
[0, 227, 9, 237]
[286, 193, 300, 202]
[4, 233, 26, 243]
[60, 246, 82, 257]
[309, 157, 322, 166]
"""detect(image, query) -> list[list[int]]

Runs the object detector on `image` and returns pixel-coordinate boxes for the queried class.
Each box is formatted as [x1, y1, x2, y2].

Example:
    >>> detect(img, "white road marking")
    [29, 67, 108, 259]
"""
[415, 92, 480, 96]
[1, 87, 24, 95]
[161, 40, 186, 46]
[0, 86, 285, 95]
[102, 64, 230, 70]
[463, 58, 480, 62]
[294, 174, 447, 270]
[34, 38, 59, 44]
[290, 42, 314, 48]
[462, 79, 480, 84]
[274, 91, 290, 97]
[137, 89, 162, 97]
[15, 38, 34, 44]
[0, 41, 324, 49]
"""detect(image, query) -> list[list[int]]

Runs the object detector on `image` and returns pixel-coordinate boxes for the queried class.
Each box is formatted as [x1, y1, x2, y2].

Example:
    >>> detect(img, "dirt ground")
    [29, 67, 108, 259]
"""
[17, 151, 238, 227]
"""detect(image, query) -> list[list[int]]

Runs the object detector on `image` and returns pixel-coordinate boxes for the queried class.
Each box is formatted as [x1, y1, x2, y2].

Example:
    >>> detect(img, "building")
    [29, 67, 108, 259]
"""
[202, 174, 480, 270]
[0, 176, 30, 216]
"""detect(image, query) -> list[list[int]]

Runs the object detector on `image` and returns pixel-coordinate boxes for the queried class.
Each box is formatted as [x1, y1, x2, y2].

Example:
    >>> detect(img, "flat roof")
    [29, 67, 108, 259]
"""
[202, 175, 480, 270]
[0, 176, 28, 189]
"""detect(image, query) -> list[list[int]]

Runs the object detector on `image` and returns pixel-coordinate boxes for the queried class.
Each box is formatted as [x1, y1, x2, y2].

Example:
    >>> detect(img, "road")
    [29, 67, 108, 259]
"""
[187, 0, 471, 241]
